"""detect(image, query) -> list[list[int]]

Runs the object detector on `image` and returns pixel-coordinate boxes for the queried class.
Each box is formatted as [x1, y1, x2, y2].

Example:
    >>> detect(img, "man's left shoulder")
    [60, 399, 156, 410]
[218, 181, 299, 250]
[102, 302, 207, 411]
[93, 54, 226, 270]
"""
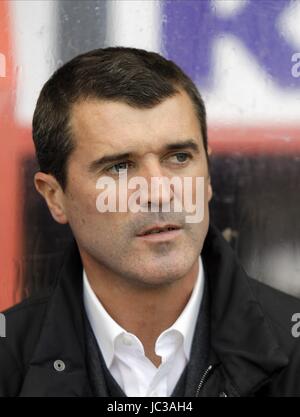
[248, 277, 300, 353]
[248, 279, 300, 396]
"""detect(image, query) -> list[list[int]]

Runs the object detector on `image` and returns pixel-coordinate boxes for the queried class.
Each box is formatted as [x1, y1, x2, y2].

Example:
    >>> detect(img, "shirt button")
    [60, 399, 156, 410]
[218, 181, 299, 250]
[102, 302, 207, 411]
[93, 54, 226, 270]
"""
[54, 359, 66, 372]
[122, 334, 133, 346]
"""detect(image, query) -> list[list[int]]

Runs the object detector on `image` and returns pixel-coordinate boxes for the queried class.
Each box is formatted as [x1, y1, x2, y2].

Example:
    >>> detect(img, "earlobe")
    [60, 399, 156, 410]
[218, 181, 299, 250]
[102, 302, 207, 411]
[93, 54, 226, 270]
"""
[34, 172, 68, 224]
[206, 147, 213, 202]
[206, 173, 213, 202]
[208, 183, 213, 202]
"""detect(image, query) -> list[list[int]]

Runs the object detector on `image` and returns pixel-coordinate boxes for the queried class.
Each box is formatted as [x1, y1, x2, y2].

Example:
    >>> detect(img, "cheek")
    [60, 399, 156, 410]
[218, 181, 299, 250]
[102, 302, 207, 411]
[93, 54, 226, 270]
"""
[65, 179, 102, 225]
[66, 186, 129, 236]
[182, 177, 208, 207]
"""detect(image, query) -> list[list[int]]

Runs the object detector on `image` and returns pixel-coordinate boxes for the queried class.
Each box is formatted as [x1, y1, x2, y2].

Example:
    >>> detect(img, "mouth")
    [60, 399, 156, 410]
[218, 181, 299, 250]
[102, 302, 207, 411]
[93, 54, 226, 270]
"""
[136, 224, 182, 242]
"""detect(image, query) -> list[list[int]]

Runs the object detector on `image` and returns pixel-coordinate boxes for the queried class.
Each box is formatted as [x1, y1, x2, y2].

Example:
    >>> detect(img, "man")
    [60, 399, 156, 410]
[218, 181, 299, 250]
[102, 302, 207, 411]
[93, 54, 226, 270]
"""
[1, 47, 300, 397]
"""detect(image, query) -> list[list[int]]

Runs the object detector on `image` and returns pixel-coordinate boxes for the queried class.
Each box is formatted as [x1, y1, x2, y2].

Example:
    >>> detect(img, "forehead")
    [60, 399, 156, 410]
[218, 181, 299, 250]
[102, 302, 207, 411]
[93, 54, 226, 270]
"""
[69, 90, 203, 156]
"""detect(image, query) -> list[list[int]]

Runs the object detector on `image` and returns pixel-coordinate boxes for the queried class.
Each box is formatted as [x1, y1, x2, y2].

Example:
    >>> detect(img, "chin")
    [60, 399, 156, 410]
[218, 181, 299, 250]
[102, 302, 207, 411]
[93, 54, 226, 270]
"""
[129, 256, 195, 287]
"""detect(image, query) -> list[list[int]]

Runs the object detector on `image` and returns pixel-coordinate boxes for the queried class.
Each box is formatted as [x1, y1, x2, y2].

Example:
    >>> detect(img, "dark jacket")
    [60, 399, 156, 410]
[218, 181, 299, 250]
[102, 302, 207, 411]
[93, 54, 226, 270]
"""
[1, 225, 300, 397]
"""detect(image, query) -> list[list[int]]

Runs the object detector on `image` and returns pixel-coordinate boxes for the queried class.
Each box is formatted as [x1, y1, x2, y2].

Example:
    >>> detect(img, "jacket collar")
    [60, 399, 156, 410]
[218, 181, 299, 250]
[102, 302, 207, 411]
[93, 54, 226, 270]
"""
[21, 224, 288, 396]
[202, 224, 288, 396]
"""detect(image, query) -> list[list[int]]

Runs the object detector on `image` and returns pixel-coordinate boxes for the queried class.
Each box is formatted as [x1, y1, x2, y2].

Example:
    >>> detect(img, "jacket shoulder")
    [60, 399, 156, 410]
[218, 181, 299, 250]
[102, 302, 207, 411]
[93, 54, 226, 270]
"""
[1, 289, 53, 360]
[0, 290, 52, 396]
[248, 278, 300, 352]
[248, 279, 300, 395]
[3, 288, 52, 315]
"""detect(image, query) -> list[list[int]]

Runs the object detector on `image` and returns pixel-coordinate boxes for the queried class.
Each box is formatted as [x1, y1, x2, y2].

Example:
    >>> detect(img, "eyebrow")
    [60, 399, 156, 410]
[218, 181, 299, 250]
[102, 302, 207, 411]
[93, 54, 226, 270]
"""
[88, 139, 200, 173]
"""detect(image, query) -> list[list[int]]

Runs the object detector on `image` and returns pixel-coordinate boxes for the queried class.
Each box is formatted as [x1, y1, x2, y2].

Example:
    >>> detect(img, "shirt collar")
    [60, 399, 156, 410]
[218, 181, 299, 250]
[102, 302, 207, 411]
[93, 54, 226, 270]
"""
[156, 257, 204, 359]
[83, 257, 204, 367]
[83, 271, 124, 367]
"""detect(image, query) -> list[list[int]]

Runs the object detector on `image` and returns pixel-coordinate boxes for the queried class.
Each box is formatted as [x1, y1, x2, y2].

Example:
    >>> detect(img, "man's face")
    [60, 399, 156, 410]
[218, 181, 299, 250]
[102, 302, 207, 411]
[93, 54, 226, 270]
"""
[62, 90, 212, 287]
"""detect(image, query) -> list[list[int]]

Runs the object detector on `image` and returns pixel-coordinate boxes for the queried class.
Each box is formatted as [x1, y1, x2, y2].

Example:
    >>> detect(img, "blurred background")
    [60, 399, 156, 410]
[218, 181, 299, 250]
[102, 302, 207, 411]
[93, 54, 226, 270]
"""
[1, 0, 300, 310]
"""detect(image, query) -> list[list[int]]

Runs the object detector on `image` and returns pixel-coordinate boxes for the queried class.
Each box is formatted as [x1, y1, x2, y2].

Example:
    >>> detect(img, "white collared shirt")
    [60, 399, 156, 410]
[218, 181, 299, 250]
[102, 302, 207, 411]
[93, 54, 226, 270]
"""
[83, 258, 204, 397]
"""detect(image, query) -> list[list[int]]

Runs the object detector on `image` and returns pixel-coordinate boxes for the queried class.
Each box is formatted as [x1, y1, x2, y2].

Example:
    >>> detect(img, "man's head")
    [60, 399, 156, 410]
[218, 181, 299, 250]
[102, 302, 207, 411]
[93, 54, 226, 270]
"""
[33, 47, 212, 288]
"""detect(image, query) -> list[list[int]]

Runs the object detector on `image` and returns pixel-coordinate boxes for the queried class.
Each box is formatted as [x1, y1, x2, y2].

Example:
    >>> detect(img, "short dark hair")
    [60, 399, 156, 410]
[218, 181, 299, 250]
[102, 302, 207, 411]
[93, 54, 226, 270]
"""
[32, 47, 208, 190]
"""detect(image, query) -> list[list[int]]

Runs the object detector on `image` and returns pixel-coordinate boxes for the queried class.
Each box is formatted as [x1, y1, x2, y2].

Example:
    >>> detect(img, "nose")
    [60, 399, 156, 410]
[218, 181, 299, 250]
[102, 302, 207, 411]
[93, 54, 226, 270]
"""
[139, 159, 175, 211]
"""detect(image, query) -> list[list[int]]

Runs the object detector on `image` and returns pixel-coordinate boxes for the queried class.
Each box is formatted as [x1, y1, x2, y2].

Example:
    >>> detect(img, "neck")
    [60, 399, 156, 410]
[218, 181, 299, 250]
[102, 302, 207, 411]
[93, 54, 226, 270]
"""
[80, 249, 199, 365]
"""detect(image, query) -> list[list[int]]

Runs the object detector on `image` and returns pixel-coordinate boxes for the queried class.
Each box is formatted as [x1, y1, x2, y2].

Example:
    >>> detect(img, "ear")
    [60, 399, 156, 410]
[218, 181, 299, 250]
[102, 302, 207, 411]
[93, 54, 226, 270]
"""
[207, 146, 213, 202]
[207, 177, 213, 202]
[34, 172, 68, 224]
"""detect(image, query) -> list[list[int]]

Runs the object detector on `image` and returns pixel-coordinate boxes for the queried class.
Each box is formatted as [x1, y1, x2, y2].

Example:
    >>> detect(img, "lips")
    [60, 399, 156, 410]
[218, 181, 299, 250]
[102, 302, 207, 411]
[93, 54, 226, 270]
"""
[137, 224, 181, 236]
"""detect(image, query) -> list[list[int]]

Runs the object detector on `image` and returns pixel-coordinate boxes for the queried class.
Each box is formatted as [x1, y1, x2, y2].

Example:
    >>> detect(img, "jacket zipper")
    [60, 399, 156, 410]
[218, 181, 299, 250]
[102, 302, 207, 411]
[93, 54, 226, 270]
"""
[195, 364, 241, 397]
[195, 364, 214, 397]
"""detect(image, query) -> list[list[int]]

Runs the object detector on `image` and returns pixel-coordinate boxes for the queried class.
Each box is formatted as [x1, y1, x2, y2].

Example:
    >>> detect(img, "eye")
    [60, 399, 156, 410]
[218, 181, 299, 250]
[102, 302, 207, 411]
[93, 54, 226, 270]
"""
[106, 161, 133, 175]
[168, 152, 192, 164]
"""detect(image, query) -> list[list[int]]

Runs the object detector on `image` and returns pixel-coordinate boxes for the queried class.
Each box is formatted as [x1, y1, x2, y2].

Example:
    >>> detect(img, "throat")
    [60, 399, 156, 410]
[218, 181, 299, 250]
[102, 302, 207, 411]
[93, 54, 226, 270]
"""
[145, 350, 162, 368]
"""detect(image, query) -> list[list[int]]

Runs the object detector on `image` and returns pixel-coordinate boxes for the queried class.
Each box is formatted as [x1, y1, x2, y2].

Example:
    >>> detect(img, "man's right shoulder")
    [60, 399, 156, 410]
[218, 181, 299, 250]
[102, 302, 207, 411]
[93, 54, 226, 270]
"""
[0, 289, 53, 383]
[3, 288, 53, 316]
